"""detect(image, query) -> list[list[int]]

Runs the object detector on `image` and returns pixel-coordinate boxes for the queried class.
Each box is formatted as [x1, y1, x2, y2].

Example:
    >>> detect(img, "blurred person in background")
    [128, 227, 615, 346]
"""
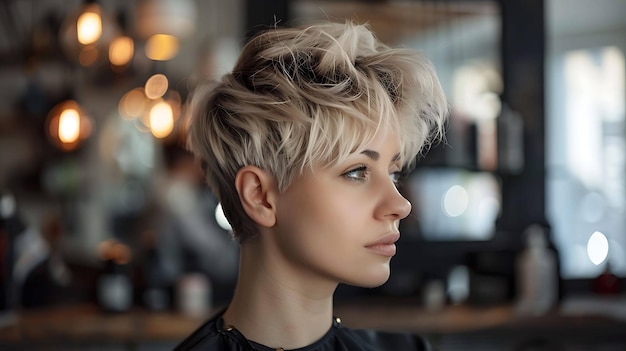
[145, 144, 239, 310]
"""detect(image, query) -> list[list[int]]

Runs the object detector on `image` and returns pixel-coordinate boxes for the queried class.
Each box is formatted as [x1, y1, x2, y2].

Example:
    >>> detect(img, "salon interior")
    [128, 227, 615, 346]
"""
[1, 0, 626, 350]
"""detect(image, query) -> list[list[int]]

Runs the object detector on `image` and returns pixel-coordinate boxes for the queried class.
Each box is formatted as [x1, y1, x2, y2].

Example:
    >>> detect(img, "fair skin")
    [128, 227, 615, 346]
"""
[222, 129, 412, 349]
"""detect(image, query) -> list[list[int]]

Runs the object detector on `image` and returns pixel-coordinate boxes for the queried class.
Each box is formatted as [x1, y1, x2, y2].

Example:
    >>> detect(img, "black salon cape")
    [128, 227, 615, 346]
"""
[174, 310, 436, 351]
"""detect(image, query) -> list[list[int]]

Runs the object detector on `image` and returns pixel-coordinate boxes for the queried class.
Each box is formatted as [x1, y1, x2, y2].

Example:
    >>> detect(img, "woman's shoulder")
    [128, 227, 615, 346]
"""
[337, 325, 437, 351]
[173, 310, 436, 351]
[172, 312, 218, 351]
[173, 309, 250, 351]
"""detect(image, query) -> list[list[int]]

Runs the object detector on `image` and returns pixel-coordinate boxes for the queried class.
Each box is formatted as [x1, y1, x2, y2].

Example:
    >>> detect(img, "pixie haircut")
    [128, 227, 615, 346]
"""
[189, 21, 448, 241]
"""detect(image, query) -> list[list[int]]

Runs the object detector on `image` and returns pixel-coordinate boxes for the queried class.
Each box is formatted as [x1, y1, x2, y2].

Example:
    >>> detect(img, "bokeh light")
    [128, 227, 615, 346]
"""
[588, 231, 609, 265]
[145, 74, 169, 99]
[145, 34, 179, 61]
[149, 100, 174, 138]
[77, 7, 102, 45]
[443, 185, 469, 217]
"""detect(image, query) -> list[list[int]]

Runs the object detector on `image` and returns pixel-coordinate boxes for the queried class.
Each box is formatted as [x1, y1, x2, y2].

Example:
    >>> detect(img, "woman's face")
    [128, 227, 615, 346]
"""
[273, 129, 412, 288]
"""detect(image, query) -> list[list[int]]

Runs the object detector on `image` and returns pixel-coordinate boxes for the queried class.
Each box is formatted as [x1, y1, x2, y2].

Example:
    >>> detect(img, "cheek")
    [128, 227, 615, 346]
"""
[307, 190, 366, 233]
[277, 190, 359, 253]
[276, 188, 392, 287]
[275, 176, 377, 256]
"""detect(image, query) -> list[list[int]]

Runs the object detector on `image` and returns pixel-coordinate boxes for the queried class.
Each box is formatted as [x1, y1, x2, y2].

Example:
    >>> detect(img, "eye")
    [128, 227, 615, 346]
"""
[389, 171, 402, 185]
[342, 165, 369, 182]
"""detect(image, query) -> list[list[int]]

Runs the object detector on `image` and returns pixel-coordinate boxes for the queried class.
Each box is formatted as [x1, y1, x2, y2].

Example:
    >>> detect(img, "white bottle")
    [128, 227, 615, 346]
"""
[515, 224, 558, 315]
[177, 273, 212, 318]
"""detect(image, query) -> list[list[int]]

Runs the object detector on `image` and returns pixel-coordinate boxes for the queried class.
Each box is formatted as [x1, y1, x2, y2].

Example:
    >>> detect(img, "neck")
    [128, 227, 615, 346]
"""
[222, 237, 337, 349]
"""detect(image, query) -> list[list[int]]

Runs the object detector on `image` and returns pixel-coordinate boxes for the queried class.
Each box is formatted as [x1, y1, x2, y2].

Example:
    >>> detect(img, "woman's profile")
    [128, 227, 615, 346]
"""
[175, 20, 448, 351]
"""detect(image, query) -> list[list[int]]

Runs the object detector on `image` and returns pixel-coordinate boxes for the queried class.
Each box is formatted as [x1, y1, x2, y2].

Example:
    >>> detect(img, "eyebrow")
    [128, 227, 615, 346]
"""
[360, 150, 401, 162]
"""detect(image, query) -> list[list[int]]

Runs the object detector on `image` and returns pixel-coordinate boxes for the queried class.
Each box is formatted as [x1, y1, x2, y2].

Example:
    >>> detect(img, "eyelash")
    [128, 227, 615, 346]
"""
[342, 164, 403, 185]
[343, 165, 369, 182]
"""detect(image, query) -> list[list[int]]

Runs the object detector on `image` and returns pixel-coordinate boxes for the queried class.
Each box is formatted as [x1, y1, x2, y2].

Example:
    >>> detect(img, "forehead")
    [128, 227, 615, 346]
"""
[354, 127, 402, 157]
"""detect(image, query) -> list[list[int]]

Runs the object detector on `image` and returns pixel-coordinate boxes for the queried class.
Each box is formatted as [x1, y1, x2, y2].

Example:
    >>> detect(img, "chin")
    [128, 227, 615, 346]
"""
[344, 267, 391, 288]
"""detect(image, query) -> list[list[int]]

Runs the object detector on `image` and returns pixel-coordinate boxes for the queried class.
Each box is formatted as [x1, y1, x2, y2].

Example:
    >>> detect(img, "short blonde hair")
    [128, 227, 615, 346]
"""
[189, 21, 447, 241]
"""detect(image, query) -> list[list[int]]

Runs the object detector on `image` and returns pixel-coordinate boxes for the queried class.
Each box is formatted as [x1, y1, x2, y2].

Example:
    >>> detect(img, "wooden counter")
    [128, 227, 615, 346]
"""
[0, 302, 513, 343]
[0, 304, 206, 344]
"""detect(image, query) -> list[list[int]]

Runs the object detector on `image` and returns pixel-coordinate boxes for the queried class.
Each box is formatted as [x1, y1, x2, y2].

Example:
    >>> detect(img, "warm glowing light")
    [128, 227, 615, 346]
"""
[109, 36, 134, 66]
[149, 101, 174, 138]
[215, 203, 232, 231]
[145, 74, 169, 99]
[119, 88, 148, 119]
[47, 100, 91, 151]
[77, 9, 102, 45]
[443, 185, 469, 217]
[58, 108, 81, 143]
[145, 34, 179, 61]
[588, 231, 609, 265]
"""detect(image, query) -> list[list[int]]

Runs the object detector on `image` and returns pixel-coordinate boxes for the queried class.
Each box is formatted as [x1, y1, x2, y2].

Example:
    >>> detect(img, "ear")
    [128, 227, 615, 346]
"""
[234, 166, 277, 228]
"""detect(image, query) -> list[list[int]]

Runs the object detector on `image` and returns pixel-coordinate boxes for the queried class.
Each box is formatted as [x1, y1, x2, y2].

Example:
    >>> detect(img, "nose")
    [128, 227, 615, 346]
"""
[375, 180, 412, 220]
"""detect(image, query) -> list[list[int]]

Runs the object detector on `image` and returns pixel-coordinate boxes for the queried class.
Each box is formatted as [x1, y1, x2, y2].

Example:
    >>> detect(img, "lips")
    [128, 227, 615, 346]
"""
[365, 232, 400, 257]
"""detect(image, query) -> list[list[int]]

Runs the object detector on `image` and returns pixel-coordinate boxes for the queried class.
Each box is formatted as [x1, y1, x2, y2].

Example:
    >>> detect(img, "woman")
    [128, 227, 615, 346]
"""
[175, 21, 448, 351]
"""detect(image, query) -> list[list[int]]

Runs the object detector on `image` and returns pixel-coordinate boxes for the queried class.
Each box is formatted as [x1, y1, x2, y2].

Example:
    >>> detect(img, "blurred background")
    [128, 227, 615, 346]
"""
[1, 0, 625, 350]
